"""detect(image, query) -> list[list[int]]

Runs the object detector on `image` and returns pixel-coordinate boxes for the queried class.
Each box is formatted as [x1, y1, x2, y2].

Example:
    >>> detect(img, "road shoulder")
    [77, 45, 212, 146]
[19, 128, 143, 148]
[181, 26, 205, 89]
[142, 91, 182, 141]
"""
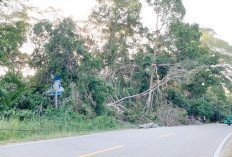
[219, 136, 232, 157]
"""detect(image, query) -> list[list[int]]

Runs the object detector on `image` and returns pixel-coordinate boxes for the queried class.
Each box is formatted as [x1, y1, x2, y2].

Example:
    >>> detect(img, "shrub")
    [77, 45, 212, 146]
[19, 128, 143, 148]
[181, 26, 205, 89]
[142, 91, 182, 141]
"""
[167, 88, 190, 111]
[12, 91, 51, 110]
[123, 107, 155, 124]
[156, 105, 189, 126]
[189, 98, 214, 119]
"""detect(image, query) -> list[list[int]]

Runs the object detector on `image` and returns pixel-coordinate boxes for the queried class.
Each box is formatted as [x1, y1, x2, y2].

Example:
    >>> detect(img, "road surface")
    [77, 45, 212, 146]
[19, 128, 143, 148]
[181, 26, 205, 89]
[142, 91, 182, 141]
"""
[0, 124, 231, 157]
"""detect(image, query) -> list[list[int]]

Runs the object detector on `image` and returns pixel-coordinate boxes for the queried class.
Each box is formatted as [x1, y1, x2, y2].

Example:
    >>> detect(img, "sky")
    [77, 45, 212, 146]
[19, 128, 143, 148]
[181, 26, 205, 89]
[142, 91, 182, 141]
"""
[29, 0, 97, 21]
[29, 0, 232, 45]
[182, 0, 232, 45]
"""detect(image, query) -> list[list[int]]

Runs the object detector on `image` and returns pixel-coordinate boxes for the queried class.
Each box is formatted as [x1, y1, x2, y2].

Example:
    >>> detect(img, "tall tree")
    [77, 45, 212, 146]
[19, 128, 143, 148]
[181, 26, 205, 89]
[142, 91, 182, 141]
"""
[89, 0, 144, 69]
[0, 21, 28, 74]
[0, 0, 29, 75]
[145, 0, 186, 109]
[88, 0, 149, 107]
[30, 18, 83, 84]
[30, 18, 112, 115]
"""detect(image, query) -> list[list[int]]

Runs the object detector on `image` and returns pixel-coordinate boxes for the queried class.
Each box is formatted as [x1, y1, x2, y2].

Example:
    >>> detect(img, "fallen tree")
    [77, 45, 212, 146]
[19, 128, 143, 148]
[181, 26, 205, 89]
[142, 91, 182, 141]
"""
[106, 60, 198, 112]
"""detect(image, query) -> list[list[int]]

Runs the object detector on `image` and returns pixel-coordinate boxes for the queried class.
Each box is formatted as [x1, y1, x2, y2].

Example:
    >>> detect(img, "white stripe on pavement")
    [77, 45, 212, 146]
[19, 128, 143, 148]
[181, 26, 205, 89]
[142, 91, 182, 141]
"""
[214, 131, 232, 157]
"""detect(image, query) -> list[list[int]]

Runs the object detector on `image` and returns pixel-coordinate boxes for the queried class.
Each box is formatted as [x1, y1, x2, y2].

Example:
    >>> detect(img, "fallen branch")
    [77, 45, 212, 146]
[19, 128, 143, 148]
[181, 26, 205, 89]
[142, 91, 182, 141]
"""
[106, 103, 127, 112]
[106, 60, 197, 108]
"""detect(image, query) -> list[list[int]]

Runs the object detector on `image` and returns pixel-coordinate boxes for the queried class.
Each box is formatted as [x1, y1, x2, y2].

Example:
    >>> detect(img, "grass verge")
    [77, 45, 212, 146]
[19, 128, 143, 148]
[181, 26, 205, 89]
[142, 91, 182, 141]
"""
[0, 116, 129, 145]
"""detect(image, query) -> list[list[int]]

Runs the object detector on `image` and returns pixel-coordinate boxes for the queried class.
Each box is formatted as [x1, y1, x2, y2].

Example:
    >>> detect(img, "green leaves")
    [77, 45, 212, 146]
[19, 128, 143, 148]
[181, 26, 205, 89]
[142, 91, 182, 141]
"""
[189, 98, 214, 119]
[90, 0, 144, 68]
[169, 21, 202, 61]
[167, 88, 189, 110]
[0, 0, 230, 123]
[31, 18, 82, 78]
[184, 68, 218, 96]
[0, 21, 28, 68]
[13, 91, 51, 110]
[0, 72, 26, 108]
[30, 18, 115, 116]
[146, 0, 186, 26]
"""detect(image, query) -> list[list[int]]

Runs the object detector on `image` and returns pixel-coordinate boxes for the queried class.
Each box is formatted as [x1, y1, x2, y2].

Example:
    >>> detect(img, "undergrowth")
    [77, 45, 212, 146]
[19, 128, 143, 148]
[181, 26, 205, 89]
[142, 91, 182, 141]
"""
[0, 109, 121, 144]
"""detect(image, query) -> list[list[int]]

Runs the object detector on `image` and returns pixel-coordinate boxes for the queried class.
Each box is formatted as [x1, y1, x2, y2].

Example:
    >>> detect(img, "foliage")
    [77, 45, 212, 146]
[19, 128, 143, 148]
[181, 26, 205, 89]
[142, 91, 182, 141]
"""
[30, 18, 113, 116]
[146, 0, 186, 21]
[184, 68, 218, 97]
[0, 72, 26, 109]
[25, 3, 232, 123]
[0, 109, 118, 143]
[1, 0, 232, 137]
[12, 91, 51, 110]
[156, 52, 175, 79]
[0, 21, 28, 71]
[123, 107, 157, 123]
[30, 18, 81, 77]
[90, 0, 144, 68]
[188, 98, 214, 120]
[78, 75, 114, 116]
[167, 88, 189, 111]
[169, 21, 202, 61]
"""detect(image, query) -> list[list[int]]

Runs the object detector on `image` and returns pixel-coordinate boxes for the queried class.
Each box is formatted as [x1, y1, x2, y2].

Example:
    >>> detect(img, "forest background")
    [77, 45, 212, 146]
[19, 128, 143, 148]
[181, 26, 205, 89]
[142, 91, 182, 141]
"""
[1, 0, 232, 143]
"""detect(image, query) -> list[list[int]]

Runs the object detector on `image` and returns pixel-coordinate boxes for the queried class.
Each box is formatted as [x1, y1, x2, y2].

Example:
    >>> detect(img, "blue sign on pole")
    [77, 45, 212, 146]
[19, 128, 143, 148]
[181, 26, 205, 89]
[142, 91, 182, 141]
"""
[46, 75, 64, 107]
[46, 75, 64, 96]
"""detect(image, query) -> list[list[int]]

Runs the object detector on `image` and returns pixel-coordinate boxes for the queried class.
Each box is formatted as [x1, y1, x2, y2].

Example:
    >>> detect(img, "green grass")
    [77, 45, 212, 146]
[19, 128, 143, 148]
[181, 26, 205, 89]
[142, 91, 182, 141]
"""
[0, 116, 125, 145]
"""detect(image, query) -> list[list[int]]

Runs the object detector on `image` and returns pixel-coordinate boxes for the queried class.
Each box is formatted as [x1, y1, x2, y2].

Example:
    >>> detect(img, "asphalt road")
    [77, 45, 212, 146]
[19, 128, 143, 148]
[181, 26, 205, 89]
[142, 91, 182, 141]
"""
[0, 124, 231, 157]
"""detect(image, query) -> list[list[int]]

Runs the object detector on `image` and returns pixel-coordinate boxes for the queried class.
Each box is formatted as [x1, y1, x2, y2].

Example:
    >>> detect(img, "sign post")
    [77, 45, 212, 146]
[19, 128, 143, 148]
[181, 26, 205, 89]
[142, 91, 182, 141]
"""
[46, 75, 64, 108]
[55, 90, 58, 108]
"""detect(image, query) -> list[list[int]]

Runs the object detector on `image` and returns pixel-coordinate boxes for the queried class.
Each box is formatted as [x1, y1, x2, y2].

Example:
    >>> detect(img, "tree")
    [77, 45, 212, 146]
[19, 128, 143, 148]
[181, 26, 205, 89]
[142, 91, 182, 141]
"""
[201, 28, 232, 90]
[30, 19, 81, 79]
[90, 0, 144, 69]
[168, 21, 202, 61]
[166, 23, 231, 121]
[199, 28, 232, 120]
[89, 0, 150, 109]
[30, 18, 112, 115]
[145, 0, 186, 109]
[0, 0, 30, 76]
[0, 21, 28, 74]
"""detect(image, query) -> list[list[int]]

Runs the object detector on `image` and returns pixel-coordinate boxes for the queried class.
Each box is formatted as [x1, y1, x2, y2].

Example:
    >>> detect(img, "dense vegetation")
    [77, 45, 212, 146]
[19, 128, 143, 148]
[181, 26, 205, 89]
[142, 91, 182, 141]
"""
[1, 0, 232, 142]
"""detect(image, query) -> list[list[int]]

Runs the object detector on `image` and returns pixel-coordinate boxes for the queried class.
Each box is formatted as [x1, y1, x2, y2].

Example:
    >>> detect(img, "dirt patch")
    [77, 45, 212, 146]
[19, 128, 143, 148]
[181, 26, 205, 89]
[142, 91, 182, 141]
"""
[220, 136, 232, 157]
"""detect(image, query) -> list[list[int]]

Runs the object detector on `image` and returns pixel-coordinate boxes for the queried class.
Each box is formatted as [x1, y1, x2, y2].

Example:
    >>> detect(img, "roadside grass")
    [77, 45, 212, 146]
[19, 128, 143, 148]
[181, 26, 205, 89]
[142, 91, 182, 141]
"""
[0, 116, 126, 145]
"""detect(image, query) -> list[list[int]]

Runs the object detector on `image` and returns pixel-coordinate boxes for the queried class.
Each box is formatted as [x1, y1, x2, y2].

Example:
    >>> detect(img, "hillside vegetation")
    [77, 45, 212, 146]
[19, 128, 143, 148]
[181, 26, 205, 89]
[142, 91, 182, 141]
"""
[0, 0, 232, 143]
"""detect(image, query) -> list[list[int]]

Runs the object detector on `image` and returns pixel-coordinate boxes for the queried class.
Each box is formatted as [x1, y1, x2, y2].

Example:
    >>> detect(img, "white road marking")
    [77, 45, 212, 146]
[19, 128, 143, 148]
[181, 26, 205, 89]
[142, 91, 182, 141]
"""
[214, 131, 232, 157]
[0, 130, 127, 148]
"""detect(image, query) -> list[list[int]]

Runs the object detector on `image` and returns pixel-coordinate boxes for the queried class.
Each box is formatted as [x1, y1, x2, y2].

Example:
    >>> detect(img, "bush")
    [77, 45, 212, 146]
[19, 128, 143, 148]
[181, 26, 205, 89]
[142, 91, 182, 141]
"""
[78, 75, 114, 116]
[156, 105, 189, 126]
[167, 88, 190, 111]
[123, 107, 156, 124]
[189, 98, 214, 119]
[12, 91, 51, 110]
[0, 109, 36, 120]
[0, 72, 26, 108]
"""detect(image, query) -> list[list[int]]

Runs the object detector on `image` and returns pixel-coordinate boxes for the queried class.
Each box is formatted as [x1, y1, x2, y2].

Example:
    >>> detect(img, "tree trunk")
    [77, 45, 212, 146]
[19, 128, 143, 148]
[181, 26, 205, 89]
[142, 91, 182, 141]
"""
[70, 82, 76, 101]
[146, 73, 154, 109]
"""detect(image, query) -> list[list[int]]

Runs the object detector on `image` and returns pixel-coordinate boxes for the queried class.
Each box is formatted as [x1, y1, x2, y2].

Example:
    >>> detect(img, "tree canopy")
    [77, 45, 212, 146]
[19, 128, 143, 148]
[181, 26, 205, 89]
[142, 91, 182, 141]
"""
[0, 0, 232, 126]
